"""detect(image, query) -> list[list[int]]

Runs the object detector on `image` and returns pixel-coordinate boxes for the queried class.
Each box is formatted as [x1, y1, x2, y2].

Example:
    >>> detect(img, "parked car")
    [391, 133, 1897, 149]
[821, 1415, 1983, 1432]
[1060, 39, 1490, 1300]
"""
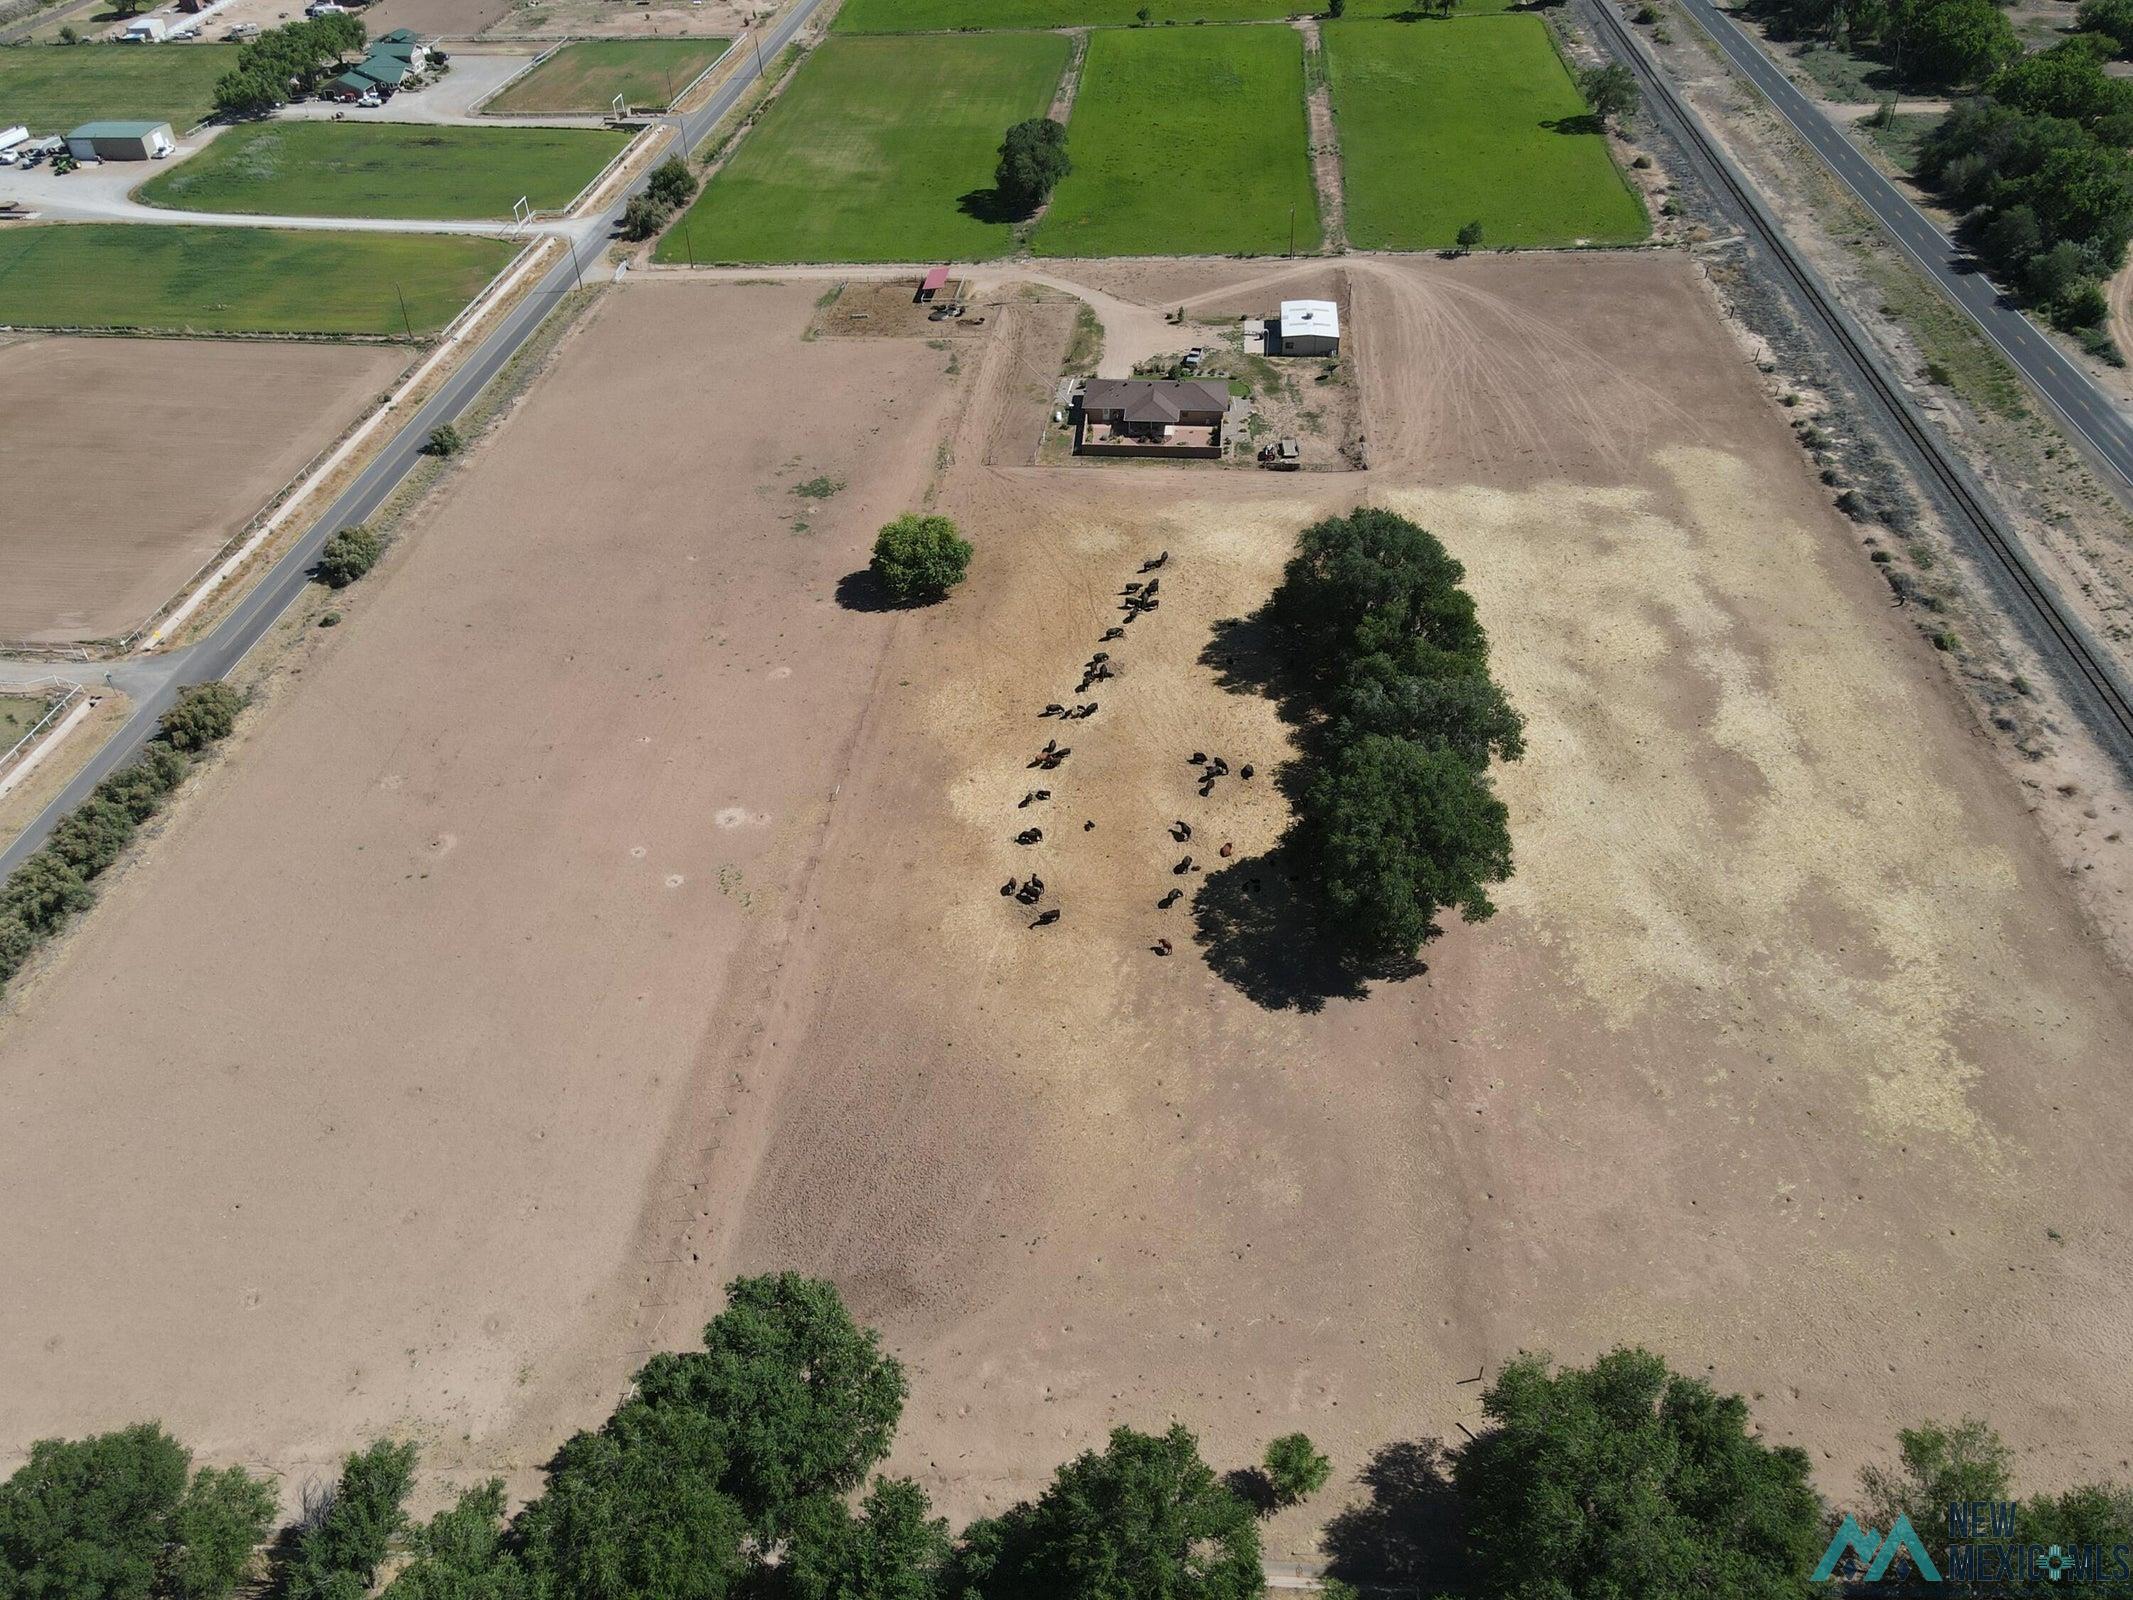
[1181, 346, 1206, 370]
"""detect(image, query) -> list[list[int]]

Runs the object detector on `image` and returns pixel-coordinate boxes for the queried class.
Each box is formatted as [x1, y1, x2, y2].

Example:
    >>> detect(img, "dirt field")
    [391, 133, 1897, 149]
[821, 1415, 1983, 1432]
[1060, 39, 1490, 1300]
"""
[4, 258, 2132, 1563]
[0, 336, 404, 647]
[447, 0, 766, 41]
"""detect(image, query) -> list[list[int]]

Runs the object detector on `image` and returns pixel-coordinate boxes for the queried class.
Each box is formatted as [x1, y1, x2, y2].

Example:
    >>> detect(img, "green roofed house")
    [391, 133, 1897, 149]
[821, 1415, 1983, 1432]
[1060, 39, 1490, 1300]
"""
[66, 120, 176, 161]
[322, 33, 430, 100]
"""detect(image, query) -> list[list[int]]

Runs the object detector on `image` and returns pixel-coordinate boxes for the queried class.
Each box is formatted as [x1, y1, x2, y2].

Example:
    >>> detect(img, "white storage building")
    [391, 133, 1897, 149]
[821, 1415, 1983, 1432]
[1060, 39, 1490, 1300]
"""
[1275, 299, 1340, 357]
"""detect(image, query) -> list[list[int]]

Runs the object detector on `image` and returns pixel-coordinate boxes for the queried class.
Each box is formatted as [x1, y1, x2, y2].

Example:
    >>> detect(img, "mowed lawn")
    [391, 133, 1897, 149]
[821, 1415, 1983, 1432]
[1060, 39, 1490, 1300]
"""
[137, 121, 628, 219]
[1325, 17, 1649, 248]
[483, 38, 728, 114]
[0, 42, 235, 133]
[1033, 25, 1318, 258]
[835, 0, 1518, 29]
[0, 224, 518, 335]
[658, 32, 1068, 264]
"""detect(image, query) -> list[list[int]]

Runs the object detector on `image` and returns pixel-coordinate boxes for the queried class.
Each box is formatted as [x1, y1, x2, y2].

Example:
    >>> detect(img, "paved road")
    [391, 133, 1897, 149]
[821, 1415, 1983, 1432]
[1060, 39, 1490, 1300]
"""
[0, 1, 819, 878]
[1673, 0, 2133, 491]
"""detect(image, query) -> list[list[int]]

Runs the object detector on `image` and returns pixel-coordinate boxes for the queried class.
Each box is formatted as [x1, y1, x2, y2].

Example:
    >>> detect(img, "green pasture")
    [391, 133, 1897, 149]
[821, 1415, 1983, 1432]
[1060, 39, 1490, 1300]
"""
[658, 32, 1069, 264]
[137, 120, 628, 219]
[1324, 16, 1648, 249]
[0, 42, 235, 133]
[1032, 24, 1320, 257]
[0, 223, 519, 335]
[833, 0, 1522, 31]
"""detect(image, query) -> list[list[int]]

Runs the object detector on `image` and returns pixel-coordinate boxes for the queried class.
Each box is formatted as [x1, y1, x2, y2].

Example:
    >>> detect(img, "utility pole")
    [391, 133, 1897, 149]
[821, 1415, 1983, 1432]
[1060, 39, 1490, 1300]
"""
[568, 236, 584, 292]
[752, 18, 766, 79]
[395, 281, 413, 341]
[1288, 203, 1295, 257]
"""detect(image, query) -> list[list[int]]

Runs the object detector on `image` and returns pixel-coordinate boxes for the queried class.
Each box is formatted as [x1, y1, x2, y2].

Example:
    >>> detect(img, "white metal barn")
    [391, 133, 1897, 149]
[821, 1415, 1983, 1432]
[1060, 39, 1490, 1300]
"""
[1275, 299, 1340, 357]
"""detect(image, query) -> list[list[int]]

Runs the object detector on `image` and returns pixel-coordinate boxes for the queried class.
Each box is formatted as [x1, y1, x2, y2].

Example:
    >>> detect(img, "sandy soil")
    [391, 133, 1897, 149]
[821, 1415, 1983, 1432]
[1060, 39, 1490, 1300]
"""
[0, 282, 960, 1489]
[472, 0, 764, 41]
[4, 256, 2132, 1563]
[0, 336, 404, 648]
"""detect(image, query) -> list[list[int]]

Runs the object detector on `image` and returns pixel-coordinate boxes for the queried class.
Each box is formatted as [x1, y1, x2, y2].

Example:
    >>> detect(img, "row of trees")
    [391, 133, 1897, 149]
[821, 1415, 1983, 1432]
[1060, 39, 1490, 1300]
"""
[1265, 508, 1523, 971]
[1917, 35, 2133, 344]
[0, 1276, 1311, 1600]
[0, 682, 243, 992]
[6, 1278, 2129, 1599]
[212, 15, 369, 119]
[1747, 0, 2019, 88]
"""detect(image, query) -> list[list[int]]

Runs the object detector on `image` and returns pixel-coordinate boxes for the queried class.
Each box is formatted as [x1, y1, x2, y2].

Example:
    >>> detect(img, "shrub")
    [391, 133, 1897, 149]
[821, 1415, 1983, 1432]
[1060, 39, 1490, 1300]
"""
[621, 192, 671, 241]
[94, 745, 190, 822]
[869, 514, 973, 604]
[1456, 219, 1485, 253]
[647, 155, 697, 210]
[317, 524, 383, 590]
[158, 683, 244, 752]
[1, 851, 92, 933]
[1262, 1433, 1331, 1506]
[424, 422, 463, 457]
[45, 797, 137, 878]
[0, 913, 36, 981]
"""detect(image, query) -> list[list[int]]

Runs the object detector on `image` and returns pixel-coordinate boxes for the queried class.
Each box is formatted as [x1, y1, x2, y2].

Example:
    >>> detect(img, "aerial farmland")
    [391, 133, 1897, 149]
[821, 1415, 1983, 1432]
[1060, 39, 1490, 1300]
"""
[4, 0, 2133, 1592]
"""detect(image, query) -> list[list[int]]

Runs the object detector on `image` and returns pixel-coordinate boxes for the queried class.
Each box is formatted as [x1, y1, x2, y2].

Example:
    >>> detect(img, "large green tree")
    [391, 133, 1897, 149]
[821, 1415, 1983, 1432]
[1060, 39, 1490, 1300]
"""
[963, 1425, 1261, 1600]
[780, 1479, 951, 1600]
[1454, 1349, 1825, 1600]
[868, 516, 973, 606]
[632, 1273, 907, 1540]
[0, 1425, 275, 1600]
[1299, 735, 1513, 966]
[516, 1407, 748, 1600]
[994, 118, 1071, 216]
[284, 1440, 418, 1600]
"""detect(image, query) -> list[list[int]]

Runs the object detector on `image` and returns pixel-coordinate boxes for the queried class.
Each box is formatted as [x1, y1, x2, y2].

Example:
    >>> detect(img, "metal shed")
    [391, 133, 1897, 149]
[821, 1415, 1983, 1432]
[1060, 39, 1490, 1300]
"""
[65, 120, 176, 160]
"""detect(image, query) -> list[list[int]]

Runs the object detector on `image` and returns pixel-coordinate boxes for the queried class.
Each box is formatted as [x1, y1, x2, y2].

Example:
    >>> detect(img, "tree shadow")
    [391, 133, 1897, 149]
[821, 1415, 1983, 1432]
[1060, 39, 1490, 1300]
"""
[1190, 845, 1379, 1014]
[1200, 609, 1302, 711]
[1541, 112, 1604, 135]
[956, 186, 1029, 225]
[834, 568, 909, 612]
[1223, 1466, 1279, 1517]
[1321, 1439, 1471, 1592]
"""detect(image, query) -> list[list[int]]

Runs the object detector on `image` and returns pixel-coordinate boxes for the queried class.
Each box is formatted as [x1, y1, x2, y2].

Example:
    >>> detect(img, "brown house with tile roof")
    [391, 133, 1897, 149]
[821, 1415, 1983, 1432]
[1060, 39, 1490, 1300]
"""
[1074, 378, 1231, 457]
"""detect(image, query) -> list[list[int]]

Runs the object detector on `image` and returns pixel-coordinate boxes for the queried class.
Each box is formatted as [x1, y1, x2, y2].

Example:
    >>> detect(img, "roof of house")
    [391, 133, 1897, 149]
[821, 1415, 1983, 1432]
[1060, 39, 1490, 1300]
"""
[354, 54, 410, 82]
[69, 119, 172, 138]
[1082, 377, 1230, 423]
[374, 25, 421, 41]
[1278, 299, 1339, 339]
[325, 69, 375, 91]
[369, 37, 420, 58]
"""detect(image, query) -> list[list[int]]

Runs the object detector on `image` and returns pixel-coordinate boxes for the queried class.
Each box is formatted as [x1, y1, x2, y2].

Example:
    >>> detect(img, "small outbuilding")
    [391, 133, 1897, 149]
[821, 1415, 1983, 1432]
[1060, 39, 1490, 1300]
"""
[1274, 299, 1339, 357]
[915, 265, 951, 303]
[65, 120, 176, 160]
[120, 16, 166, 39]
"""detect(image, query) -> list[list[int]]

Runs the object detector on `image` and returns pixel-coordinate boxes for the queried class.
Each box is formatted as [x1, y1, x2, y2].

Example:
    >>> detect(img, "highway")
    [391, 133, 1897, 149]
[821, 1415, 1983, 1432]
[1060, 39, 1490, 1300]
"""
[0, 0, 821, 878]
[1670, 0, 2133, 490]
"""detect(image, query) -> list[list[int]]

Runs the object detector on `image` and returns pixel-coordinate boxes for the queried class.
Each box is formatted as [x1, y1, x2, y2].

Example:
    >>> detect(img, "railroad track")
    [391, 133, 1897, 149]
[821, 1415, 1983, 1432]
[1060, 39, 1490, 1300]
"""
[1583, 0, 2133, 761]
